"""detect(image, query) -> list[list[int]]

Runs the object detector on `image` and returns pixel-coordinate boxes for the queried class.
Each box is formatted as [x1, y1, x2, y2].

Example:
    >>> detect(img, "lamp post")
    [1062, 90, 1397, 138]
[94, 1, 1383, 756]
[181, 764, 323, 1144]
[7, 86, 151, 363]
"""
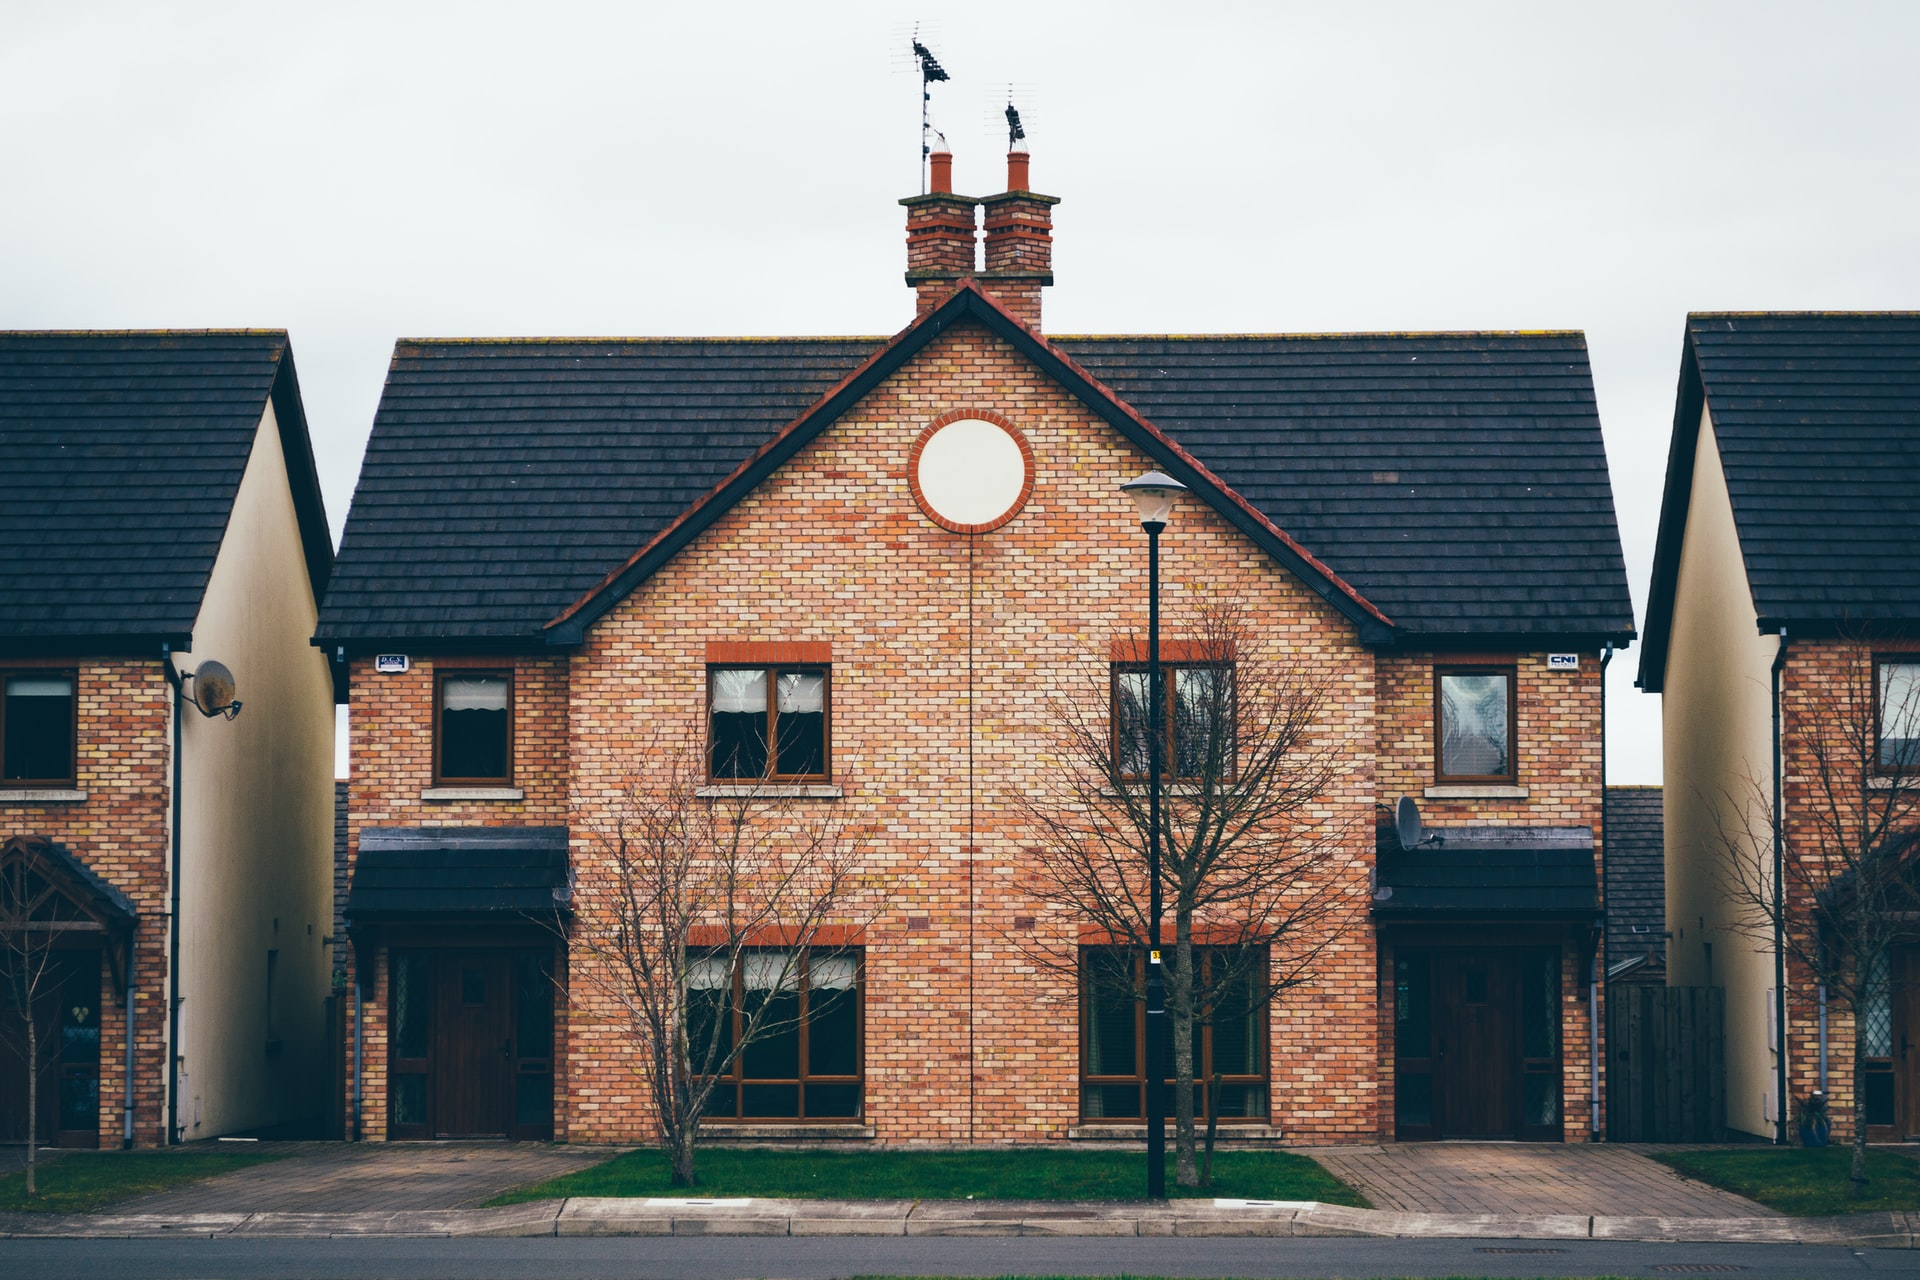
[1120, 469, 1185, 1200]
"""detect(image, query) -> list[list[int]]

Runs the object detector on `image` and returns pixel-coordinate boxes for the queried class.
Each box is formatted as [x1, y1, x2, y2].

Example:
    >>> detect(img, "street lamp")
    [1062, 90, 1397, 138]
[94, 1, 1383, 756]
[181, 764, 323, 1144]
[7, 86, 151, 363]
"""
[1120, 468, 1184, 1200]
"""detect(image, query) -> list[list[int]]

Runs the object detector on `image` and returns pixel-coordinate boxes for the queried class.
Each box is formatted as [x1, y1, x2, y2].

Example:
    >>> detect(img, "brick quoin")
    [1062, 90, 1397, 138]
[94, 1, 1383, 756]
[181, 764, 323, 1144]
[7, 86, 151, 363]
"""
[341, 318, 1609, 1146]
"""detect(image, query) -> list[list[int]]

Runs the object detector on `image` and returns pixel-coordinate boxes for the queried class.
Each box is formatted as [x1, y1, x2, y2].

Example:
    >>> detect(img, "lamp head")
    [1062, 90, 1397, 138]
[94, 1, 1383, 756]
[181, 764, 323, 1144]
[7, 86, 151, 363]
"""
[1120, 470, 1186, 529]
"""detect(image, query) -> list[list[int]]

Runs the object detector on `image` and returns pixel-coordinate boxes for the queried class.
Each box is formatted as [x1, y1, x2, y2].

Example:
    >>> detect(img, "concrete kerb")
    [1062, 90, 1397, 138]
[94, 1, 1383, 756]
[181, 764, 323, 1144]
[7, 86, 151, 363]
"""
[3, 1199, 1919, 1245]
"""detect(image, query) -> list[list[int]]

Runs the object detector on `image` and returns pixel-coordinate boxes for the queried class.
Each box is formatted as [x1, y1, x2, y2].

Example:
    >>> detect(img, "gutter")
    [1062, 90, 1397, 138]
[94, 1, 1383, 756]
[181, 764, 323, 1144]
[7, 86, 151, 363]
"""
[1596, 641, 1614, 1142]
[1771, 627, 1790, 1145]
[161, 644, 185, 1146]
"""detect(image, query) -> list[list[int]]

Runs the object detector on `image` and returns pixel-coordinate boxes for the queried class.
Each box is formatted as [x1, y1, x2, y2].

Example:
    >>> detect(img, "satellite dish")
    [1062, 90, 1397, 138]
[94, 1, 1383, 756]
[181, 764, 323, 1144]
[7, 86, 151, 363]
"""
[1395, 796, 1424, 852]
[186, 660, 242, 720]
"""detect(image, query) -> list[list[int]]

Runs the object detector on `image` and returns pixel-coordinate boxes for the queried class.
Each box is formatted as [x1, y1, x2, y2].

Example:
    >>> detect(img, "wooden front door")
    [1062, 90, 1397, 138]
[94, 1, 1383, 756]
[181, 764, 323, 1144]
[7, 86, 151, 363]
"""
[1436, 951, 1517, 1137]
[1893, 948, 1920, 1141]
[0, 950, 101, 1148]
[433, 952, 513, 1138]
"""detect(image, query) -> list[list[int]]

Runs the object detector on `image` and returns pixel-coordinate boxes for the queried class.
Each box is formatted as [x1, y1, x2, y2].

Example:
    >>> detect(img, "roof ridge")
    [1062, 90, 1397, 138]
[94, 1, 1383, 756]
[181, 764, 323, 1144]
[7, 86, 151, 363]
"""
[394, 335, 891, 347]
[1688, 310, 1920, 319]
[0, 328, 289, 338]
[1051, 330, 1587, 341]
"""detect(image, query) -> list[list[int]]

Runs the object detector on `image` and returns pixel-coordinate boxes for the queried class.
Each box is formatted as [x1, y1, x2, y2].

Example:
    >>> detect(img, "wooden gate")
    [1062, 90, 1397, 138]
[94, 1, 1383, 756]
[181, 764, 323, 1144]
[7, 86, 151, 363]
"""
[1607, 985, 1725, 1142]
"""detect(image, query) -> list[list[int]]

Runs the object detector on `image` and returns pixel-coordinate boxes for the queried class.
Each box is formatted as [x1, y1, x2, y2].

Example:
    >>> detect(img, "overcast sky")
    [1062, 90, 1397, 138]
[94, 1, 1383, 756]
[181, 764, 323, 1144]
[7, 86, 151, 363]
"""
[5, 1, 1917, 784]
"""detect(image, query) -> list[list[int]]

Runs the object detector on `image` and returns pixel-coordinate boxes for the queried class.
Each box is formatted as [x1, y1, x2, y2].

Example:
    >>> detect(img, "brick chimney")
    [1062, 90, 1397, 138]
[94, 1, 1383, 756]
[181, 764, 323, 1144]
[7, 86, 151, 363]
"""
[978, 145, 1058, 331]
[900, 146, 978, 317]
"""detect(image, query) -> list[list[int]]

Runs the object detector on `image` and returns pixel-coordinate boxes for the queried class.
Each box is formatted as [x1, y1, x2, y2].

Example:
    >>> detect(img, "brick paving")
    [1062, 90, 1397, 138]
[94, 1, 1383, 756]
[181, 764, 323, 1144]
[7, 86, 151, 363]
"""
[1312, 1142, 1778, 1217]
[108, 1140, 609, 1213]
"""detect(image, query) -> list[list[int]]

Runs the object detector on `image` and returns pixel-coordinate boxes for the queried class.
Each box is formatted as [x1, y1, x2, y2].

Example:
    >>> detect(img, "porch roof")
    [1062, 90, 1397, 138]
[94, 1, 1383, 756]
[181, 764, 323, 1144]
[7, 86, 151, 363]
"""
[346, 826, 571, 921]
[1372, 826, 1599, 921]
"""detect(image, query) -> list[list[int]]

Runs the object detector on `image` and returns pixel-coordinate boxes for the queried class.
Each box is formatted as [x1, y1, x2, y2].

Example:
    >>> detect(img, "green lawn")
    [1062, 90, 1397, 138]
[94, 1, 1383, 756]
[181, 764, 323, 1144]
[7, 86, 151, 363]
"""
[486, 1147, 1368, 1207]
[0, 1148, 289, 1214]
[1652, 1146, 1920, 1216]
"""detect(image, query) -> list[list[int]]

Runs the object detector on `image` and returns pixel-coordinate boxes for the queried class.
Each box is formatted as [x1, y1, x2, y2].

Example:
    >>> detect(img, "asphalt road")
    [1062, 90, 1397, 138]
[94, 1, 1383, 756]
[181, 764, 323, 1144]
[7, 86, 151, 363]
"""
[2, 1236, 1918, 1279]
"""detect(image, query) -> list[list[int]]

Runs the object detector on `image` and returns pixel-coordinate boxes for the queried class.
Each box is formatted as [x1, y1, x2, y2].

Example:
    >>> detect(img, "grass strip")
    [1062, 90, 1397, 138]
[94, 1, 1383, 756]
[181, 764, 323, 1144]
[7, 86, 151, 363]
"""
[486, 1146, 1367, 1207]
[0, 1149, 289, 1214]
[1651, 1146, 1920, 1216]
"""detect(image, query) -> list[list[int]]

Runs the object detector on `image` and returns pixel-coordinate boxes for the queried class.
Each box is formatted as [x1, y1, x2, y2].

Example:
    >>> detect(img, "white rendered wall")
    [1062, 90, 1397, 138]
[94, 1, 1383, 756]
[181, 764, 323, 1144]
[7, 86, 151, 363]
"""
[173, 400, 335, 1139]
[1661, 403, 1782, 1140]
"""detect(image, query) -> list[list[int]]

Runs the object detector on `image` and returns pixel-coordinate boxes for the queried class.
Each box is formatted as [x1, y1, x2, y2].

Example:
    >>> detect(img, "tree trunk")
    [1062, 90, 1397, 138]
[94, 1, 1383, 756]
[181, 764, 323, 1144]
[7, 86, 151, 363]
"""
[1850, 1035, 1870, 1200]
[1170, 929, 1198, 1188]
[25, 1012, 38, 1196]
[1202, 1072, 1220, 1188]
[668, 1120, 698, 1188]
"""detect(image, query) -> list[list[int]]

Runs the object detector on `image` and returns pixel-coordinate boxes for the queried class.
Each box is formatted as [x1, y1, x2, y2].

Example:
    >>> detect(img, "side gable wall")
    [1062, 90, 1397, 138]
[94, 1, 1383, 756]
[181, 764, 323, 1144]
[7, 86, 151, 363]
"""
[565, 320, 1383, 1143]
[1661, 401, 1781, 1140]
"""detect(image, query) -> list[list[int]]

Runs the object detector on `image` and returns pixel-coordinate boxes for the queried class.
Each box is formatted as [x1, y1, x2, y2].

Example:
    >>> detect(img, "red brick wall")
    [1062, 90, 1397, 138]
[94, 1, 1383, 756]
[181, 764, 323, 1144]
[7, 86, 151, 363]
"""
[0, 660, 172, 1147]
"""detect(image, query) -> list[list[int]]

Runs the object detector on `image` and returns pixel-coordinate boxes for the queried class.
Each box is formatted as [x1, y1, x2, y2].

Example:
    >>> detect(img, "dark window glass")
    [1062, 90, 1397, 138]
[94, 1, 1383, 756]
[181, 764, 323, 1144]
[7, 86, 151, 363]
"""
[394, 953, 430, 1059]
[710, 669, 770, 778]
[1880, 661, 1920, 771]
[59, 1073, 98, 1130]
[515, 953, 552, 1059]
[1395, 956, 1432, 1059]
[775, 672, 826, 776]
[515, 1074, 551, 1127]
[3, 674, 75, 783]
[1867, 1066, 1896, 1127]
[1112, 664, 1233, 780]
[1438, 670, 1512, 780]
[439, 674, 509, 781]
[1521, 952, 1559, 1060]
[393, 1074, 427, 1126]
[710, 667, 829, 780]
[1078, 947, 1267, 1122]
[699, 948, 861, 1121]
[1523, 1074, 1560, 1128]
[1397, 1073, 1433, 1127]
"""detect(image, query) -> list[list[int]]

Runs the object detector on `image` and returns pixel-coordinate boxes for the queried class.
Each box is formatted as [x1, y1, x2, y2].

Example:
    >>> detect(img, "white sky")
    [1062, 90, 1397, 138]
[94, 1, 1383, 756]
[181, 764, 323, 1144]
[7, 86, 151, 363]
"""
[5, 1, 1917, 785]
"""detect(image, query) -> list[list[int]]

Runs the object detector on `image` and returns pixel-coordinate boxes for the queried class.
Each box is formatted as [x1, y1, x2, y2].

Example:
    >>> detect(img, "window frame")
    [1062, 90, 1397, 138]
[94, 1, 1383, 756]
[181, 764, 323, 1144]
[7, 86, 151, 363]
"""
[1873, 655, 1920, 778]
[1433, 664, 1518, 785]
[1110, 661, 1235, 783]
[1, 666, 79, 789]
[432, 668, 515, 787]
[1076, 945, 1269, 1124]
[706, 664, 833, 784]
[696, 947, 864, 1124]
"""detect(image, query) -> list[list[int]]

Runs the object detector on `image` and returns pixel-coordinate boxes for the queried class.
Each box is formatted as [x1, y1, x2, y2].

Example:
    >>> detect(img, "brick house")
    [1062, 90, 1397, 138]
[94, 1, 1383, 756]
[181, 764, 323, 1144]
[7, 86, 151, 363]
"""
[317, 147, 1634, 1145]
[1640, 312, 1920, 1143]
[0, 331, 338, 1147]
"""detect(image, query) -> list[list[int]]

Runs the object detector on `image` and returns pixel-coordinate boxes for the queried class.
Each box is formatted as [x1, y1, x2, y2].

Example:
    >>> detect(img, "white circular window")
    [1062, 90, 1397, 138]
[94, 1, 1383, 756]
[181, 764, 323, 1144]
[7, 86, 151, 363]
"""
[909, 415, 1033, 533]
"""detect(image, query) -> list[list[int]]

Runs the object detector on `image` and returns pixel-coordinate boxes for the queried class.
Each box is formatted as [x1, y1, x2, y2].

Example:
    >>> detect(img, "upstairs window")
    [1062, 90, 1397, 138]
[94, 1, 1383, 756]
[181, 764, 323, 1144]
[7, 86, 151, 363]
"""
[435, 671, 512, 785]
[1113, 663, 1233, 780]
[1436, 667, 1515, 783]
[1878, 659, 1920, 774]
[3, 672, 76, 786]
[709, 667, 829, 781]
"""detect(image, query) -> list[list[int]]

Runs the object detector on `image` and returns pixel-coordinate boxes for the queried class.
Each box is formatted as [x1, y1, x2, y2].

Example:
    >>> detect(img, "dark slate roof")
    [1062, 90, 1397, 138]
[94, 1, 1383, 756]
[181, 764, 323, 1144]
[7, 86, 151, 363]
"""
[346, 826, 571, 919]
[0, 834, 137, 926]
[318, 295, 1632, 648]
[1373, 826, 1599, 920]
[1640, 313, 1920, 689]
[1054, 333, 1633, 639]
[1604, 786, 1665, 967]
[0, 331, 332, 650]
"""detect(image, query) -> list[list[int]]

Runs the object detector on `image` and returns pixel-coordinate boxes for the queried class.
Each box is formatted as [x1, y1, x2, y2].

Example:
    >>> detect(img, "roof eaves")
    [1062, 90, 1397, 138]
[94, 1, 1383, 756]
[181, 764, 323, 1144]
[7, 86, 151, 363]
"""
[1636, 325, 1712, 693]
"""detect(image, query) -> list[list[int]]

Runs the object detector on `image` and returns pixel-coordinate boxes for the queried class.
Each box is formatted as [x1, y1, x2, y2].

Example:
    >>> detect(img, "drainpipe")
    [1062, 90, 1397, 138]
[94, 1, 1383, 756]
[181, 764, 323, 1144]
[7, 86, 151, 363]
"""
[1771, 627, 1789, 1144]
[161, 643, 185, 1146]
[122, 936, 135, 1149]
[1594, 641, 1613, 1141]
[1819, 981, 1829, 1093]
[351, 947, 364, 1142]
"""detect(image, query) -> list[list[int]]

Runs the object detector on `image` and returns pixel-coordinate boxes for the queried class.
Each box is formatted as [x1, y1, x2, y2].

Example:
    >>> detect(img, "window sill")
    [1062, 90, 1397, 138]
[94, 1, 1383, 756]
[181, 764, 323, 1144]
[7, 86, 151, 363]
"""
[699, 1122, 874, 1141]
[1424, 784, 1528, 800]
[1068, 1122, 1286, 1144]
[0, 788, 87, 803]
[696, 784, 843, 799]
[420, 786, 524, 801]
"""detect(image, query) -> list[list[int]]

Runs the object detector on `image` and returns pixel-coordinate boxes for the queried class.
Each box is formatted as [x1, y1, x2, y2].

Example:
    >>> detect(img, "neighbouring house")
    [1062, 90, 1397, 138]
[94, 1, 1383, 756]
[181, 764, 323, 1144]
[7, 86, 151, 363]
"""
[1604, 786, 1667, 986]
[316, 146, 1634, 1146]
[0, 331, 337, 1147]
[1639, 312, 1920, 1142]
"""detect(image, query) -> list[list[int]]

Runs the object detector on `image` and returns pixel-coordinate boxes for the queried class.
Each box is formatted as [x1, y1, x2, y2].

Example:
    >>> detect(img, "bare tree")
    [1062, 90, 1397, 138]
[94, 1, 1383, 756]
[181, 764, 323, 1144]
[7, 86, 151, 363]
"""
[1, 838, 67, 1197]
[1016, 598, 1365, 1187]
[1716, 634, 1920, 1199]
[573, 733, 869, 1188]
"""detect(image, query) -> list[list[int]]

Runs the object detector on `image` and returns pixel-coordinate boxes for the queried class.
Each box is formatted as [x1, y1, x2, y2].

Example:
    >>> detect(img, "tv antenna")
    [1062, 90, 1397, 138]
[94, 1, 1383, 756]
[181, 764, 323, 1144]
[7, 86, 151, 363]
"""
[912, 32, 950, 192]
[1004, 99, 1026, 150]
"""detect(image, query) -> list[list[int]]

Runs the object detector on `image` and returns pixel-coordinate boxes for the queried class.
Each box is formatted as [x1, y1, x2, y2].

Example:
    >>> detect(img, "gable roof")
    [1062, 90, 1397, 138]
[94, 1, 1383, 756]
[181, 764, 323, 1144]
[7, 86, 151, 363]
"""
[1639, 313, 1920, 690]
[0, 330, 333, 652]
[316, 285, 1634, 650]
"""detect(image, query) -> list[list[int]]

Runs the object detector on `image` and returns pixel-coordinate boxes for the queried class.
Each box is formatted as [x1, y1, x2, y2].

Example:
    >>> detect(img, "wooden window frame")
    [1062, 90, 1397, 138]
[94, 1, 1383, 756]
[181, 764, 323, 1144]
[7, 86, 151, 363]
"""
[1076, 946, 1269, 1124]
[1110, 661, 1235, 783]
[432, 668, 515, 787]
[1873, 655, 1920, 778]
[1434, 665, 1519, 785]
[699, 947, 863, 1124]
[0, 666, 79, 789]
[706, 665, 832, 784]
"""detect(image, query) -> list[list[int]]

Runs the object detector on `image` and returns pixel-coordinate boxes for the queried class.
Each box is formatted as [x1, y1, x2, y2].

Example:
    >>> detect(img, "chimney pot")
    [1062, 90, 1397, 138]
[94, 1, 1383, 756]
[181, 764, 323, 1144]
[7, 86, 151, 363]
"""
[1006, 150, 1030, 193]
[929, 149, 954, 195]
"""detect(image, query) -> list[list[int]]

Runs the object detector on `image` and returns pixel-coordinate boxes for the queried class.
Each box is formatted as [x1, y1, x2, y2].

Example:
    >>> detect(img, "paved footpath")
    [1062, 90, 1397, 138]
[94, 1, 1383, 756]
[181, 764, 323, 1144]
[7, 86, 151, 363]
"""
[1313, 1141, 1776, 1217]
